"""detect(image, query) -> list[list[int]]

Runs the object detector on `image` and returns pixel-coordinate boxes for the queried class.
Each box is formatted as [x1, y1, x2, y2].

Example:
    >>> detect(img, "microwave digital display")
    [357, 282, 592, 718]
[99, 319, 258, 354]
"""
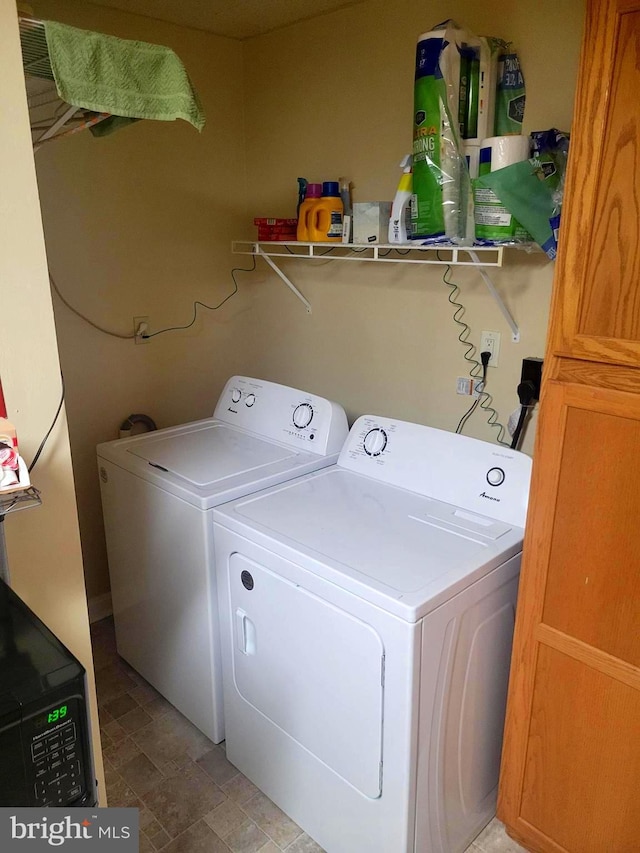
[33, 704, 69, 730]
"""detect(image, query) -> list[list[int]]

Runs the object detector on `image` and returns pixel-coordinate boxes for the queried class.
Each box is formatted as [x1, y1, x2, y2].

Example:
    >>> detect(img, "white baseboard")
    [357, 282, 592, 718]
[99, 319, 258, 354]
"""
[88, 591, 113, 623]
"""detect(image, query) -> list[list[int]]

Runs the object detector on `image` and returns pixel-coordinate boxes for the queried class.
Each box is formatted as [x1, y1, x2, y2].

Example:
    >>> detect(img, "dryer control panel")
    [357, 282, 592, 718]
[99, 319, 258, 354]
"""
[214, 377, 348, 457]
[339, 415, 532, 528]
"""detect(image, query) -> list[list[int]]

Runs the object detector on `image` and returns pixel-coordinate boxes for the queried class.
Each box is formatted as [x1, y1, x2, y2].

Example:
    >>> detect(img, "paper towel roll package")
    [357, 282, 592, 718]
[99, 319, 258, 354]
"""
[474, 134, 531, 242]
[478, 135, 530, 175]
[464, 143, 481, 179]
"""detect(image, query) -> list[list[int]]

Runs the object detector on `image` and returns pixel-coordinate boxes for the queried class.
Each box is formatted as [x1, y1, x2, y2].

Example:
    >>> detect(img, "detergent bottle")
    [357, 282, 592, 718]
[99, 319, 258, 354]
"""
[307, 182, 344, 242]
[296, 183, 323, 241]
[388, 155, 413, 243]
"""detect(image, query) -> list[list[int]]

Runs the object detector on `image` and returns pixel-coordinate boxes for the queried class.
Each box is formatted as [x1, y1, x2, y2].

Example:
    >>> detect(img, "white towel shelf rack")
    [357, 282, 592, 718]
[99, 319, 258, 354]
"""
[232, 241, 521, 341]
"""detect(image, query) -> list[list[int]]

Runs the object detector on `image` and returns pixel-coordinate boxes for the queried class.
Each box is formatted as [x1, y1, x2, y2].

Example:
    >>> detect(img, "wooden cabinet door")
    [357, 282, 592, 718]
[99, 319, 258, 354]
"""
[499, 2, 640, 849]
[551, 0, 640, 366]
[498, 380, 640, 852]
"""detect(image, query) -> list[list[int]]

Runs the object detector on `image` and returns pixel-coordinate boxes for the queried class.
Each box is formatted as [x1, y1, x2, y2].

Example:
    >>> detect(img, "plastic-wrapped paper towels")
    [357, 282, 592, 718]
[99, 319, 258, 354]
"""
[412, 21, 500, 244]
[473, 135, 531, 243]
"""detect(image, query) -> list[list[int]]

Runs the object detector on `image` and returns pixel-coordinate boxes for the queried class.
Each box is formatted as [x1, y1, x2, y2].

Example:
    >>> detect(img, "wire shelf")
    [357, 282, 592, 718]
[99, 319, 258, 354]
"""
[0, 486, 42, 517]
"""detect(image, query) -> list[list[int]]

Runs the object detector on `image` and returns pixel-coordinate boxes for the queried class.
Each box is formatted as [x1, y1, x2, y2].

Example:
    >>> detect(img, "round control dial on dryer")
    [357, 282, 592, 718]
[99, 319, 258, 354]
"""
[292, 403, 314, 429]
[231, 389, 242, 403]
[486, 467, 505, 487]
[363, 428, 388, 457]
[245, 394, 256, 407]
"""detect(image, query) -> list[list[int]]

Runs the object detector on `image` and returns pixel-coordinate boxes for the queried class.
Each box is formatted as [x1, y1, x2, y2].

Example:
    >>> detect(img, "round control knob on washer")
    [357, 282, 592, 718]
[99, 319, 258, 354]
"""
[292, 403, 314, 429]
[363, 428, 388, 457]
[231, 389, 241, 404]
[245, 394, 256, 407]
[486, 467, 505, 487]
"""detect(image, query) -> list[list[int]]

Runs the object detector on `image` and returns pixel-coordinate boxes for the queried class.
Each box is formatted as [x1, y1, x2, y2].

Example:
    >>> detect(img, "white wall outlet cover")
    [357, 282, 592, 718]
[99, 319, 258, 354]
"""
[480, 330, 501, 367]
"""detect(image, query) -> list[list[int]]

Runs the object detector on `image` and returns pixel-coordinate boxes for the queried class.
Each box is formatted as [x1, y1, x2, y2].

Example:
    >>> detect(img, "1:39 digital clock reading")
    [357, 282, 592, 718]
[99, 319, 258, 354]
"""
[48, 704, 68, 724]
[32, 703, 73, 730]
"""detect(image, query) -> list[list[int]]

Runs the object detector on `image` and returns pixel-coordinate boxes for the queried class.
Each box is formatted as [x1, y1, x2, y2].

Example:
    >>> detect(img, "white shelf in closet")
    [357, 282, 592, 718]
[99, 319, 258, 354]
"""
[232, 240, 520, 340]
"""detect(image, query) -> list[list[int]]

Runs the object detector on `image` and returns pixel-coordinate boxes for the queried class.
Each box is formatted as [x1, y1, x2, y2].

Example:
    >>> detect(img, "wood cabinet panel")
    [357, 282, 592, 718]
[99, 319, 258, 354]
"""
[520, 644, 640, 853]
[578, 9, 640, 342]
[499, 1, 640, 850]
[550, 0, 640, 365]
[542, 403, 640, 666]
[498, 380, 640, 849]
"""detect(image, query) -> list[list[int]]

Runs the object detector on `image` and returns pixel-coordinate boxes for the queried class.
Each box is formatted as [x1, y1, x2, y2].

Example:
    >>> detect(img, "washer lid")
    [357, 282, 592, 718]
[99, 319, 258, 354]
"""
[214, 467, 525, 621]
[127, 423, 296, 488]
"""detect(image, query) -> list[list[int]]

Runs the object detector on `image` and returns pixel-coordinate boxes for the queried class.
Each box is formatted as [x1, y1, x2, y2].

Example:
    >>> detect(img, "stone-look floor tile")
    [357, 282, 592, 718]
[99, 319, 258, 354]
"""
[96, 663, 138, 703]
[91, 620, 119, 671]
[105, 772, 142, 809]
[473, 818, 528, 853]
[148, 826, 171, 849]
[99, 706, 114, 724]
[463, 844, 484, 853]
[102, 759, 121, 787]
[163, 820, 231, 853]
[204, 799, 248, 839]
[162, 708, 216, 761]
[220, 773, 260, 805]
[224, 819, 270, 853]
[100, 727, 113, 748]
[104, 736, 143, 770]
[132, 715, 194, 767]
[104, 693, 139, 720]
[197, 746, 241, 786]
[142, 761, 226, 838]
[139, 808, 160, 834]
[286, 834, 326, 853]
[256, 844, 279, 853]
[119, 705, 153, 734]
[119, 753, 165, 797]
[241, 791, 302, 848]
[104, 719, 127, 741]
[145, 695, 174, 719]
[139, 831, 156, 853]
[129, 680, 161, 705]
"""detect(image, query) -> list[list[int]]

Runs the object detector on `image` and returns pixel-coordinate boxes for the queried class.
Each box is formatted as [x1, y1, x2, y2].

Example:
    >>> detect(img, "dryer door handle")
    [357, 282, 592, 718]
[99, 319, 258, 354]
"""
[235, 609, 257, 656]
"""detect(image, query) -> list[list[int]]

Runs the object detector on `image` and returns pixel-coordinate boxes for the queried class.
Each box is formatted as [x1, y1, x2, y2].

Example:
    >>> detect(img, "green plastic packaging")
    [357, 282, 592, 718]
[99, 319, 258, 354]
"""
[474, 161, 557, 257]
[495, 51, 526, 134]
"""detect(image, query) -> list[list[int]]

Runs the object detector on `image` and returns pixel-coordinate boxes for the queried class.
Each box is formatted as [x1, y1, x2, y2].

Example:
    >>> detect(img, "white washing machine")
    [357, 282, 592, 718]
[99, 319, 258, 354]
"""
[213, 415, 532, 853]
[97, 376, 348, 744]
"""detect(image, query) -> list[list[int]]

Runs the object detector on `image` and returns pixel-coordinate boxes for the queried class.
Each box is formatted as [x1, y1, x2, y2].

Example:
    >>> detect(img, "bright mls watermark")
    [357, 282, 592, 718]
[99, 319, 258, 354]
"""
[0, 809, 138, 851]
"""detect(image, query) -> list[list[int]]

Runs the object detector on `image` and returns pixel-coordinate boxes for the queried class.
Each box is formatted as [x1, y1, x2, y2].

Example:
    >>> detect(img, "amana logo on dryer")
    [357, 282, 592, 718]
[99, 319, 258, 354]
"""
[479, 491, 501, 502]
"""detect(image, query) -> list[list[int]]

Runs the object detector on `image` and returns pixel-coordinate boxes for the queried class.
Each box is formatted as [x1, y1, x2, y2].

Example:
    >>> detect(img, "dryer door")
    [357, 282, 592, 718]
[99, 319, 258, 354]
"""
[229, 553, 385, 799]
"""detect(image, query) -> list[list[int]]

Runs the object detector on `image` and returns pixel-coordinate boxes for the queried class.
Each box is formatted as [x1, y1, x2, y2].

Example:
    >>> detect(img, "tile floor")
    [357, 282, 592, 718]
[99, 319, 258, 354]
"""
[92, 617, 527, 853]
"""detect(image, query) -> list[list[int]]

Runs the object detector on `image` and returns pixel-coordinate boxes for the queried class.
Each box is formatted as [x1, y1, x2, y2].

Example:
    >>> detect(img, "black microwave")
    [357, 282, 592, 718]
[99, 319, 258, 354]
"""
[0, 578, 95, 807]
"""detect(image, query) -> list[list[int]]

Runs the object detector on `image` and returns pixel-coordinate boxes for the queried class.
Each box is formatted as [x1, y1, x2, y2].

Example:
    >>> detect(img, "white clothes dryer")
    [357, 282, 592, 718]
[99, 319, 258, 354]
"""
[97, 376, 348, 744]
[213, 415, 532, 853]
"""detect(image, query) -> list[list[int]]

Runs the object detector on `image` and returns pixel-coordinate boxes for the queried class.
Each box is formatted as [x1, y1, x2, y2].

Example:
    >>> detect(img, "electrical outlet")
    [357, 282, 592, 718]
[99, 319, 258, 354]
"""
[133, 315, 149, 345]
[480, 330, 501, 367]
[456, 377, 472, 395]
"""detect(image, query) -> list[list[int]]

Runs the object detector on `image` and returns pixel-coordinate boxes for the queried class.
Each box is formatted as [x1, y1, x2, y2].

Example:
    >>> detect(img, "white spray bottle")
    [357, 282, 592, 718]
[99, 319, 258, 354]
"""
[388, 155, 413, 243]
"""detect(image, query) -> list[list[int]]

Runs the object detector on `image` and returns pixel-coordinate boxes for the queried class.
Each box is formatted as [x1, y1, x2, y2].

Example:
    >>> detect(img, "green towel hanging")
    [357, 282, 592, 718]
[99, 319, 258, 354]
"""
[43, 20, 206, 132]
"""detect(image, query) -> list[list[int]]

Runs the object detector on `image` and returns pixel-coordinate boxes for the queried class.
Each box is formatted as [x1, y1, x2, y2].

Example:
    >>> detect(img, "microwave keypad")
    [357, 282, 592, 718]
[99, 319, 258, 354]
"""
[30, 722, 84, 805]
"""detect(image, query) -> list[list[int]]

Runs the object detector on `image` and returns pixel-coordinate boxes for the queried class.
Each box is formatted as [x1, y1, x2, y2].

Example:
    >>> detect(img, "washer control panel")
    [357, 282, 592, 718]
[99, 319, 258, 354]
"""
[339, 415, 532, 527]
[214, 376, 348, 457]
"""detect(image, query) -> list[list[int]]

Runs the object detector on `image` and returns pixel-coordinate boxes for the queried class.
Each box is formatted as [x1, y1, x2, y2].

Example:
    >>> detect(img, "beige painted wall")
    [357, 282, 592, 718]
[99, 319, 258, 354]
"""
[237, 0, 585, 447]
[27, 0, 584, 606]
[0, 0, 104, 803]
[31, 0, 249, 602]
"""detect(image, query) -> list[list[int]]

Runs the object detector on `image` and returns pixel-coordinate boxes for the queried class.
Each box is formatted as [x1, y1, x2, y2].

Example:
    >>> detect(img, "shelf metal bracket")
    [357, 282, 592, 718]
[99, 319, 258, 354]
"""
[255, 244, 312, 314]
[244, 242, 520, 338]
[468, 250, 520, 342]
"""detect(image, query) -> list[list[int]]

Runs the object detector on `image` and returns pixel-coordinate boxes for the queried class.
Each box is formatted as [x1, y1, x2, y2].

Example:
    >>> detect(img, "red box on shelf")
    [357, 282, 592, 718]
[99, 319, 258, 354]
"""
[255, 218, 298, 241]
